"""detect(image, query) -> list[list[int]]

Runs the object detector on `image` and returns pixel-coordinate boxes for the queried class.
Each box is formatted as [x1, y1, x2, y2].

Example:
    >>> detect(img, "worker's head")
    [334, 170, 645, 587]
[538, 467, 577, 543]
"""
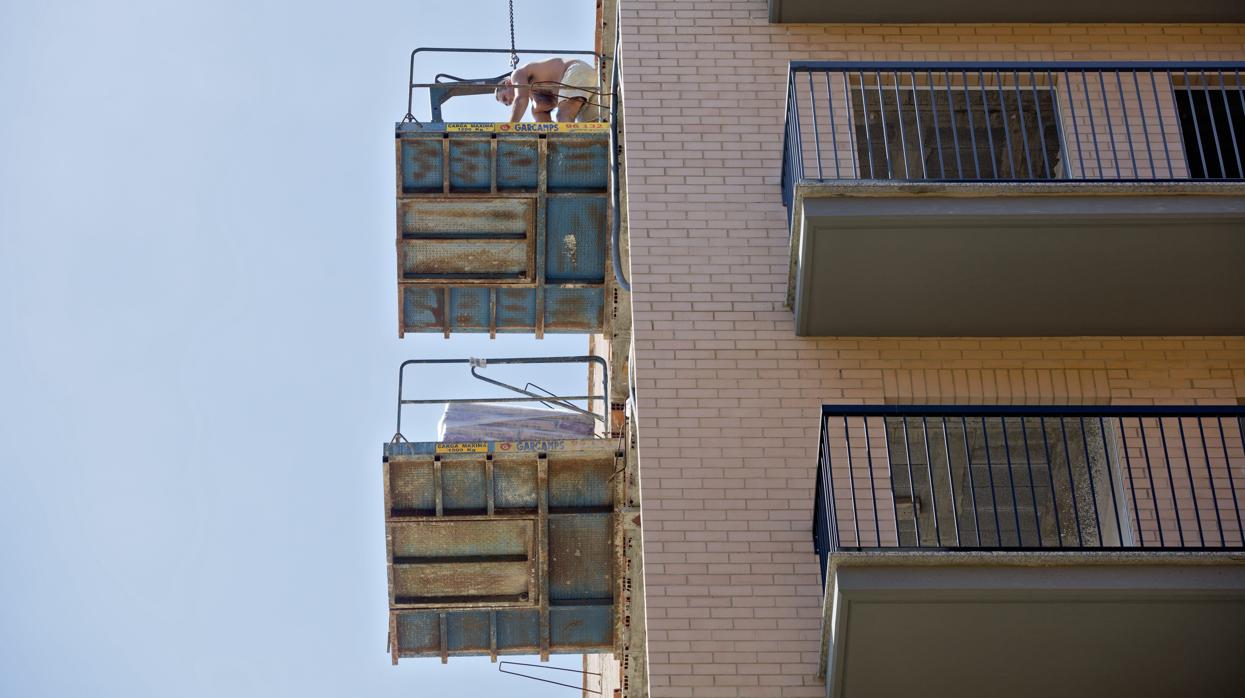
[495, 78, 515, 106]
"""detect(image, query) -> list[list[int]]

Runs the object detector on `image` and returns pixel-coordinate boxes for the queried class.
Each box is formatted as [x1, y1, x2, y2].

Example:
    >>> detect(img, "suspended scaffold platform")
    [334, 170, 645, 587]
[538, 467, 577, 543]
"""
[396, 48, 617, 338]
[383, 357, 625, 663]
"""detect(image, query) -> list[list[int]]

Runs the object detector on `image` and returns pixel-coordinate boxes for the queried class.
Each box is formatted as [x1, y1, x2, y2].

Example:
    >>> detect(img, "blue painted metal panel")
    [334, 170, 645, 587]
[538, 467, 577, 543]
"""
[550, 606, 613, 647]
[544, 287, 603, 332]
[395, 122, 611, 336]
[495, 609, 539, 649]
[545, 196, 607, 282]
[385, 439, 617, 660]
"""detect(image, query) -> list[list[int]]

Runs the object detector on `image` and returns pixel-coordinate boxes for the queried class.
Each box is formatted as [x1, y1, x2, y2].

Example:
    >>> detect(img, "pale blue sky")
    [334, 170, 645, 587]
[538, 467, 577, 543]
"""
[0, 1, 599, 695]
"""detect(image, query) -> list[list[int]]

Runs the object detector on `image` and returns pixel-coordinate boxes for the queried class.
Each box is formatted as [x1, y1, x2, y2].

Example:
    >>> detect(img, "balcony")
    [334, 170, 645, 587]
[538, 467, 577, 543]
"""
[781, 62, 1245, 337]
[813, 405, 1245, 697]
[766, 0, 1245, 23]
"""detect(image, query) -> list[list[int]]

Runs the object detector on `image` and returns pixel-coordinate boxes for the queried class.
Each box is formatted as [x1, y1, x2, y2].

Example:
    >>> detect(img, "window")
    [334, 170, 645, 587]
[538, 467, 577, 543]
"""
[1174, 83, 1245, 180]
[850, 80, 1063, 181]
[884, 417, 1130, 548]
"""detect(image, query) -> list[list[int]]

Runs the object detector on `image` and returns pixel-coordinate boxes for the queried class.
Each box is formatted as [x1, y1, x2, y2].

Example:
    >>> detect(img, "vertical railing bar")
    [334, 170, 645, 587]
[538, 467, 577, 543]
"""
[824, 72, 841, 180]
[1184, 71, 1209, 179]
[1029, 71, 1052, 179]
[1149, 71, 1174, 177]
[1177, 418, 1205, 547]
[995, 71, 1019, 179]
[841, 71, 859, 178]
[808, 72, 824, 180]
[961, 416, 981, 545]
[875, 71, 894, 179]
[822, 417, 843, 552]
[858, 72, 876, 179]
[1014, 70, 1036, 179]
[1157, 417, 1185, 546]
[980, 416, 1003, 546]
[1225, 417, 1245, 544]
[1065, 69, 1087, 178]
[794, 74, 805, 185]
[842, 415, 860, 548]
[910, 70, 928, 180]
[1113, 71, 1138, 179]
[978, 70, 998, 179]
[1098, 416, 1126, 547]
[1078, 416, 1105, 547]
[1038, 417, 1065, 547]
[1200, 76, 1227, 178]
[1057, 416, 1085, 547]
[960, 70, 979, 179]
[901, 416, 922, 546]
[1118, 417, 1145, 546]
[999, 416, 1024, 546]
[882, 417, 902, 547]
[1081, 70, 1105, 179]
[1096, 71, 1121, 179]
[920, 416, 941, 546]
[1236, 72, 1245, 177]
[1131, 71, 1156, 178]
[940, 417, 961, 546]
[1138, 417, 1166, 546]
[933, 71, 950, 179]
[1218, 72, 1243, 177]
[892, 73, 910, 179]
[1019, 418, 1044, 547]
[863, 416, 881, 547]
[1197, 418, 1225, 547]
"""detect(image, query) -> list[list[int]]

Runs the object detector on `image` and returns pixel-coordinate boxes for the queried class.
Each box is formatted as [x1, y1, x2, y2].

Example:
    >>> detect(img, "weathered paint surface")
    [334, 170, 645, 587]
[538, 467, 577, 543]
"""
[383, 439, 619, 660]
[394, 122, 611, 336]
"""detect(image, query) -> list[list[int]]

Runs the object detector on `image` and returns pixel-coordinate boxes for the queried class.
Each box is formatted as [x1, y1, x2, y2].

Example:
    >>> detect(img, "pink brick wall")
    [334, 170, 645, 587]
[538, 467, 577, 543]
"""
[618, 4, 1245, 696]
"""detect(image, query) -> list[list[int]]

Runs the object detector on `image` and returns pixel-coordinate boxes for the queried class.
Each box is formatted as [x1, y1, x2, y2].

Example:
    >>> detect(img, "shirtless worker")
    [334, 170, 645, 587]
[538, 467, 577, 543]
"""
[495, 57, 601, 123]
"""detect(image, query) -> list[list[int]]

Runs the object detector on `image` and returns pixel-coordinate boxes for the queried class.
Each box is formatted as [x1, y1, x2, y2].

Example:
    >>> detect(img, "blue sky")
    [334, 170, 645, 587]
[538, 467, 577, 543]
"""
[0, 1, 599, 695]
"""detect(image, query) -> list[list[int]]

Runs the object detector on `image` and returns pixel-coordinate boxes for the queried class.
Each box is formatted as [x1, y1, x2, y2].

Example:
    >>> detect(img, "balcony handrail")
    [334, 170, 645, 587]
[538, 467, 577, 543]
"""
[813, 405, 1245, 581]
[823, 405, 1245, 418]
[782, 61, 1245, 215]
[791, 60, 1245, 71]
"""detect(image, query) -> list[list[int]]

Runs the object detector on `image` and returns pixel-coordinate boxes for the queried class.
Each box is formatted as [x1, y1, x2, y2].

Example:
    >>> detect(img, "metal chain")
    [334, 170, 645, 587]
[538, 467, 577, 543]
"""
[508, 0, 519, 69]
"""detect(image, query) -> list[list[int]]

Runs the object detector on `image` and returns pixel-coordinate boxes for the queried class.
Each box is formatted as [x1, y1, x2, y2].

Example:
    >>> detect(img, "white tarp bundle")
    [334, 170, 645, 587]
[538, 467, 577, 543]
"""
[437, 402, 597, 442]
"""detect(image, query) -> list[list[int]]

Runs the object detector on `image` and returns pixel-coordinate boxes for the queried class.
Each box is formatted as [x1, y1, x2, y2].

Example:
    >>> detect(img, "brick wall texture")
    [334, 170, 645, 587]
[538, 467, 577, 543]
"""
[617, 4, 1245, 696]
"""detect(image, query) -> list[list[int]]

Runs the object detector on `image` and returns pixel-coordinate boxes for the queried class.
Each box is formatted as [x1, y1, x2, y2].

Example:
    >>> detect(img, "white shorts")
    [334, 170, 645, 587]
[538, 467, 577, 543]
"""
[559, 60, 602, 121]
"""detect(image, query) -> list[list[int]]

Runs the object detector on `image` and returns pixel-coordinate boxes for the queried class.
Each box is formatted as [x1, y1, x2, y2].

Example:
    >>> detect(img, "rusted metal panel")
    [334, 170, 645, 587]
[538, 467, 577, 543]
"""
[384, 439, 619, 660]
[395, 122, 611, 335]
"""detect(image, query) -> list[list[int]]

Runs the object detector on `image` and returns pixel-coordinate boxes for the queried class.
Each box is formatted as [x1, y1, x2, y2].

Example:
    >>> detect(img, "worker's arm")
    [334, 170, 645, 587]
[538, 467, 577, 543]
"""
[508, 67, 531, 121]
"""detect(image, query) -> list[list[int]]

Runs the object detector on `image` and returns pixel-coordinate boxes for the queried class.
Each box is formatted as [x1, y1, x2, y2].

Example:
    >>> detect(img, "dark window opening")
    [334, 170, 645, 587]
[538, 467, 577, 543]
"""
[851, 86, 1063, 181]
[1174, 86, 1245, 180]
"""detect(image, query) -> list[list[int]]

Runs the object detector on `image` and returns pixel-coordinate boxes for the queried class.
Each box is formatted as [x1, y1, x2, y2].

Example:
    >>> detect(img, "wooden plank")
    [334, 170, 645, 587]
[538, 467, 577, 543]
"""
[490, 137, 498, 194]
[441, 136, 450, 194]
[485, 455, 496, 515]
[537, 453, 550, 661]
[535, 137, 547, 339]
[489, 610, 498, 662]
[433, 457, 444, 516]
[393, 560, 531, 601]
[439, 612, 448, 664]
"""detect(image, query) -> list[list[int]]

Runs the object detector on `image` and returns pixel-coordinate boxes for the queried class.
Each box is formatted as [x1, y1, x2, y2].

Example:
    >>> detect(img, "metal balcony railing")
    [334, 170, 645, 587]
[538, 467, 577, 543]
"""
[813, 406, 1245, 580]
[782, 62, 1245, 211]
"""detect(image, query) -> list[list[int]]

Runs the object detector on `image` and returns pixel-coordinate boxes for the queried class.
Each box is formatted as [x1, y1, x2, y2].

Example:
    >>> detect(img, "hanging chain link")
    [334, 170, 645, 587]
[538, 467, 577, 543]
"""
[508, 0, 519, 70]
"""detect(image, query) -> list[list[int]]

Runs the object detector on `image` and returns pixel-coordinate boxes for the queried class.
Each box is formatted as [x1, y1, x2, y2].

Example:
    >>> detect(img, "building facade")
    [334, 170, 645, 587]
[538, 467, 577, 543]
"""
[618, 3, 1245, 696]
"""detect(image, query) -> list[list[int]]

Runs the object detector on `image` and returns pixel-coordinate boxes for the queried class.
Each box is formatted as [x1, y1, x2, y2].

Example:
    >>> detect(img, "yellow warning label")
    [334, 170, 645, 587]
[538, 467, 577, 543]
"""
[435, 442, 489, 453]
[445, 122, 610, 134]
[445, 122, 496, 133]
